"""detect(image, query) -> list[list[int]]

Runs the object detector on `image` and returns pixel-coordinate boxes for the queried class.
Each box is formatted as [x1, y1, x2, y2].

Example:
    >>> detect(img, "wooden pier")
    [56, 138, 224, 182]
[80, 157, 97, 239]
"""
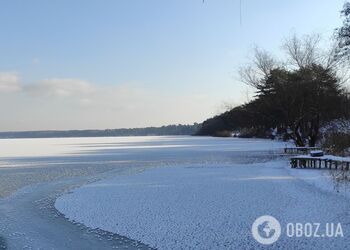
[290, 155, 350, 170]
[284, 147, 321, 154]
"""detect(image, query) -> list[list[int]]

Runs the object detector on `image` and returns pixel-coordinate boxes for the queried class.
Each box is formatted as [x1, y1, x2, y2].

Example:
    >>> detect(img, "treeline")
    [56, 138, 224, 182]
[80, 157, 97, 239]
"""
[0, 124, 200, 139]
[198, 61, 350, 146]
[197, 3, 350, 147]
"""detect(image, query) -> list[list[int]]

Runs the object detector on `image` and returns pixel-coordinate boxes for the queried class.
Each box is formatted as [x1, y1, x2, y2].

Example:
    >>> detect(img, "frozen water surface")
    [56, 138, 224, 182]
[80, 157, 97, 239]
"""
[1, 136, 349, 249]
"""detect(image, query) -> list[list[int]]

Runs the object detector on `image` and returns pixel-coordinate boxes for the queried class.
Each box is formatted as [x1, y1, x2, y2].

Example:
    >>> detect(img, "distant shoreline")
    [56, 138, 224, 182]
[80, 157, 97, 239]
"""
[0, 124, 200, 139]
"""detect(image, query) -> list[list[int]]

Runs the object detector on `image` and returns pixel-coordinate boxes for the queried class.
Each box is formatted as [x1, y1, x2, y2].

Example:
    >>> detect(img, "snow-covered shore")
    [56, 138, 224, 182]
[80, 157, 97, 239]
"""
[54, 137, 350, 249]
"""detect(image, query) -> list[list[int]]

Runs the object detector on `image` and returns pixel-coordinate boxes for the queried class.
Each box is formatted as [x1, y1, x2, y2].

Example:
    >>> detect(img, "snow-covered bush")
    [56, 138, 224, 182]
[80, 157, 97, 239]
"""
[320, 119, 350, 135]
[321, 119, 350, 156]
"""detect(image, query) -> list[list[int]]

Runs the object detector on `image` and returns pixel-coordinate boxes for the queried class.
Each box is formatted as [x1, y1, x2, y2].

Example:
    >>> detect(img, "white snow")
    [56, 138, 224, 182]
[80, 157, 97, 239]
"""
[0, 136, 284, 198]
[293, 154, 350, 162]
[0, 136, 283, 159]
[286, 166, 336, 194]
[55, 161, 284, 249]
[54, 137, 350, 249]
[288, 155, 350, 196]
[310, 150, 324, 154]
[0, 136, 185, 158]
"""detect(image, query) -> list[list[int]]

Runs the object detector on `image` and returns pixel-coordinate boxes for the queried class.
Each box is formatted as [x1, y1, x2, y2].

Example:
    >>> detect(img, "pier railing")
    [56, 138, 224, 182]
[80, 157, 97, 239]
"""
[290, 155, 350, 170]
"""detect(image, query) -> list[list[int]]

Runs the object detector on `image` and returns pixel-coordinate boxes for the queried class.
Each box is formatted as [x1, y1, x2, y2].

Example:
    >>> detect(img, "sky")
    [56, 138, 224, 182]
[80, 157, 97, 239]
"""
[0, 0, 346, 131]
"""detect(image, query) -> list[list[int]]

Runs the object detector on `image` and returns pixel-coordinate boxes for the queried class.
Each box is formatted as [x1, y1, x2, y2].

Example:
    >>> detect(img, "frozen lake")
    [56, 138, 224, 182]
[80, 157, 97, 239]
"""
[0, 136, 349, 249]
[0, 136, 283, 198]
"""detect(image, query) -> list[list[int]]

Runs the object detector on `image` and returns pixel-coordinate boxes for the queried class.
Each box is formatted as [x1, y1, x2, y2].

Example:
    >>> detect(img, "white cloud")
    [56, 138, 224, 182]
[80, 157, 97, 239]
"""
[0, 72, 22, 93]
[0, 74, 217, 130]
[24, 78, 95, 98]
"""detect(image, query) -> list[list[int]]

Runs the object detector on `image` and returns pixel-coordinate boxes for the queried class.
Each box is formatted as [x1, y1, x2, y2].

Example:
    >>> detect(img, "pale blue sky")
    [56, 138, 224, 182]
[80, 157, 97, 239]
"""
[0, 0, 346, 131]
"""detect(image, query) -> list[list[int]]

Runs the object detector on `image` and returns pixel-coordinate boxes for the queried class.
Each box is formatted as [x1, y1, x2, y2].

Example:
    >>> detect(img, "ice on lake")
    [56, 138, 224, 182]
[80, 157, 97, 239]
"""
[0, 136, 349, 249]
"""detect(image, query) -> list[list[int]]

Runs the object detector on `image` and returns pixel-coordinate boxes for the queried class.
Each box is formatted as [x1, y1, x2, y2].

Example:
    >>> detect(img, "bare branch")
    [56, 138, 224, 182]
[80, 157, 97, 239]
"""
[239, 48, 277, 89]
[282, 33, 321, 68]
[321, 40, 339, 70]
[239, 66, 260, 88]
[252, 47, 276, 77]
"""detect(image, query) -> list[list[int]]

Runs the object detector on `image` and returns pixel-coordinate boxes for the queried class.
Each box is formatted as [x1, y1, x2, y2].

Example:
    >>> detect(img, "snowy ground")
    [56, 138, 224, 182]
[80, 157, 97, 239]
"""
[54, 136, 349, 249]
[1, 136, 349, 249]
[55, 161, 350, 249]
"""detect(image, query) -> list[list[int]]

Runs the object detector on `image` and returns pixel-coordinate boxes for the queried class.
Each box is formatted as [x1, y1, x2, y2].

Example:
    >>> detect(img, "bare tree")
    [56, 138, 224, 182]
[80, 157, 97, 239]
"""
[282, 33, 321, 68]
[322, 40, 339, 70]
[242, 34, 343, 90]
[282, 33, 342, 73]
[239, 47, 277, 88]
